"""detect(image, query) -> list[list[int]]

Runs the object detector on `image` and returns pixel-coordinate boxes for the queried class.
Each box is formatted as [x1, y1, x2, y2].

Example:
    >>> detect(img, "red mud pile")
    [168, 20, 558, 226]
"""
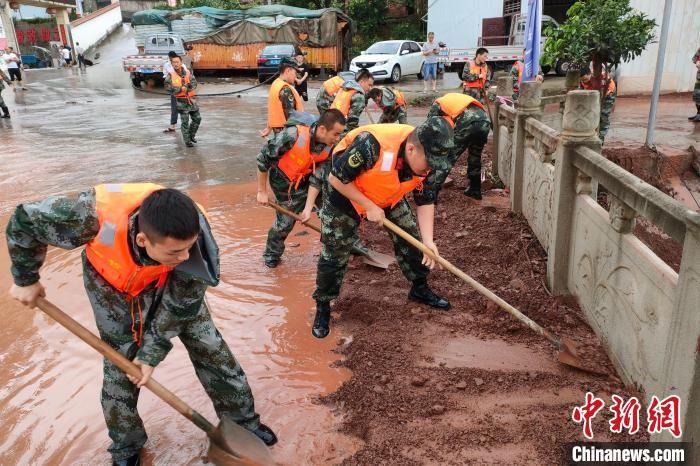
[322, 145, 649, 465]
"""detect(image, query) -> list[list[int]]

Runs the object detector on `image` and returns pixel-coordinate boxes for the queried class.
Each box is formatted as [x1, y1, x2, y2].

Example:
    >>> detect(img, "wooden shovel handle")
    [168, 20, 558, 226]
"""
[268, 201, 321, 233]
[36, 298, 216, 434]
[381, 219, 559, 347]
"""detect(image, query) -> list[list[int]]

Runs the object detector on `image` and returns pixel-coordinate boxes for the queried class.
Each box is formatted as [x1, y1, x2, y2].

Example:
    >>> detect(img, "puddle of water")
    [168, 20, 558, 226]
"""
[0, 183, 359, 465]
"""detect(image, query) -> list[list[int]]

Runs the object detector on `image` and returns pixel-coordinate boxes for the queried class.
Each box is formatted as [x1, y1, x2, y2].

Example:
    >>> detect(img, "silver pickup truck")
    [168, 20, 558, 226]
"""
[123, 33, 193, 87]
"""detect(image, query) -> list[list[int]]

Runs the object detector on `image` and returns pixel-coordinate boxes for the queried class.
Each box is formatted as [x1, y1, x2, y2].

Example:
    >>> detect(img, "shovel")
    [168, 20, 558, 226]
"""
[381, 219, 607, 376]
[35, 298, 275, 466]
[268, 201, 395, 269]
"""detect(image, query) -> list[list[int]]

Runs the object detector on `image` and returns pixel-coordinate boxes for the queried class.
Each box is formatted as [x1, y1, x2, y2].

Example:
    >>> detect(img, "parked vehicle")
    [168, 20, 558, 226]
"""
[256, 44, 296, 83]
[439, 14, 566, 76]
[122, 33, 192, 87]
[349, 40, 424, 83]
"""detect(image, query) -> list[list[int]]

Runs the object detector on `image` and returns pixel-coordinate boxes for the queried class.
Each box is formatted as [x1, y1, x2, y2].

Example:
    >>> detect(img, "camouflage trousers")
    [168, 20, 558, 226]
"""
[693, 72, 700, 107]
[83, 258, 259, 461]
[176, 99, 201, 143]
[432, 107, 491, 185]
[312, 198, 429, 303]
[463, 87, 487, 105]
[263, 168, 310, 262]
[316, 90, 334, 115]
[599, 90, 617, 144]
[379, 106, 408, 124]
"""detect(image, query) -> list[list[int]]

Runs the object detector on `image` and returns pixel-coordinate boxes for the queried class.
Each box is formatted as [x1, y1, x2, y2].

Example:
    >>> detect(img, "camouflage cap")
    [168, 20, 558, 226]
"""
[416, 116, 454, 171]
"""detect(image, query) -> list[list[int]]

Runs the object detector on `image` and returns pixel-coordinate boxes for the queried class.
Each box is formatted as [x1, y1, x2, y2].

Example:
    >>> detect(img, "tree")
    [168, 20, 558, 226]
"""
[542, 0, 655, 93]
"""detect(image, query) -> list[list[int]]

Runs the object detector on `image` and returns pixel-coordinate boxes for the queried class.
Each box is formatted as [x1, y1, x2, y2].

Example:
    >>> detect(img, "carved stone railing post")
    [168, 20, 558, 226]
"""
[547, 90, 600, 294]
[510, 81, 542, 213]
[657, 223, 700, 459]
[492, 76, 513, 179]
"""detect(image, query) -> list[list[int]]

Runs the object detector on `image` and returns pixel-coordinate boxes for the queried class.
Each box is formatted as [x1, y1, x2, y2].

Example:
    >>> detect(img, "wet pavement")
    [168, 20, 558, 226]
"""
[0, 25, 361, 465]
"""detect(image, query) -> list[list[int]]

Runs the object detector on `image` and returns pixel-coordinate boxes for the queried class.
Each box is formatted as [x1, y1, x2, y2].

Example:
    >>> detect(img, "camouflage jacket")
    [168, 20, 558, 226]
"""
[339, 80, 367, 133]
[256, 116, 329, 190]
[461, 59, 491, 91]
[327, 132, 437, 216]
[377, 87, 403, 112]
[280, 85, 298, 121]
[6, 189, 218, 366]
[0, 70, 10, 91]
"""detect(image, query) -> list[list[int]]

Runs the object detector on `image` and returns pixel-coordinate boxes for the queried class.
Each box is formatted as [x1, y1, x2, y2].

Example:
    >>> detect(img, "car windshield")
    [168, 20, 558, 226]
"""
[263, 45, 294, 55]
[365, 42, 400, 55]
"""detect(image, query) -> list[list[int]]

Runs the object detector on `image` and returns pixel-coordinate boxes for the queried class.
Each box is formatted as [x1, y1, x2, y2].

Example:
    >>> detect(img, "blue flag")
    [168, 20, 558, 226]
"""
[523, 0, 542, 82]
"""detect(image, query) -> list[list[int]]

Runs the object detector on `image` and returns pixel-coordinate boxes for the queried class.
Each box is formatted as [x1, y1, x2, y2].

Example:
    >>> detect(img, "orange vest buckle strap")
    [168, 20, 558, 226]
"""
[268, 78, 304, 128]
[86, 183, 175, 300]
[464, 60, 488, 89]
[277, 125, 332, 188]
[323, 75, 344, 96]
[171, 69, 196, 99]
[393, 89, 406, 107]
[330, 88, 357, 116]
[334, 124, 425, 215]
[435, 93, 485, 127]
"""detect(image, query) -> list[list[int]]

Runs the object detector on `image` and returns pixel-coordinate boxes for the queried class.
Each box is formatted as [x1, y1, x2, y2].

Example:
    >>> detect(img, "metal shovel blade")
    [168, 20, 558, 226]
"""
[352, 241, 395, 269]
[557, 337, 609, 376]
[207, 418, 276, 466]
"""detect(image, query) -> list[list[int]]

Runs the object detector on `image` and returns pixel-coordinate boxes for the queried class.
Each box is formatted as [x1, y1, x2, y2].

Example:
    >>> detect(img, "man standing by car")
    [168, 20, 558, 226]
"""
[331, 68, 374, 135]
[421, 32, 440, 93]
[462, 47, 490, 104]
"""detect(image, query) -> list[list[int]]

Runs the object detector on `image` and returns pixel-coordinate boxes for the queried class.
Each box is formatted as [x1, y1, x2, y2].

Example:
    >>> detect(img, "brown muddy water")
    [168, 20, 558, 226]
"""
[0, 184, 359, 465]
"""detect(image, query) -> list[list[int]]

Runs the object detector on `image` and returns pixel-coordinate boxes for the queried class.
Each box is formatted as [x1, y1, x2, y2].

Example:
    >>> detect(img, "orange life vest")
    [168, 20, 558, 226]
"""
[580, 74, 617, 95]
[171, 69, 196, 99]
[435, 93, 484, 127]
[392, 89, 406, 107]
[268, 78, 304, 128]
[277, 125, 332, 188]
[514, 61, 524, 85]
[463, 59, 488, 89]
[322, 75, 344, 97]
[331, 88, 358, 116]
[86, 183, 174, 299]
[333, 124, 424, 215]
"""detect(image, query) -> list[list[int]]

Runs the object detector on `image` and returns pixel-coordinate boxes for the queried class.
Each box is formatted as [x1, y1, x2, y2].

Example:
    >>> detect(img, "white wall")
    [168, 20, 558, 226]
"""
[71, 2, 122, 51]
[427, 0, 503, 48]
[617, 0, 700, 95]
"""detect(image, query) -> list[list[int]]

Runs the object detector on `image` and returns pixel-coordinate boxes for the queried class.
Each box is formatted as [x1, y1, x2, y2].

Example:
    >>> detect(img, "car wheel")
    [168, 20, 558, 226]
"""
[417, 62, 424, 80]
[390, 65, 401, 83]
[258, 74, 269, 83]
[541, 64, 551, 75]
[131, 77, 142, 88]
[555, 60, 570, 76]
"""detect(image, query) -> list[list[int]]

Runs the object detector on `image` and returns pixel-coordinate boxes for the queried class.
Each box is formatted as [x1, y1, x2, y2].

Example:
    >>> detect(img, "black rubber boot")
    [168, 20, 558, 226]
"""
[190, 136, 197, 143]
[1, 105, 9, 118]
[312, 301, 331, 339]
[409, 281, 450, 310]
[263, 257, 279, 268]
[250, 423, 278, 446]
[112, 454, 140, 466]
[463, 176, 482, 200]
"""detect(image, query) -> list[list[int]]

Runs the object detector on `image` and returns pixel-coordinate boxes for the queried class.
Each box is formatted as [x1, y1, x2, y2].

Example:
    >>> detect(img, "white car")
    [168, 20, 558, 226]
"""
[349, 40, 424, 83]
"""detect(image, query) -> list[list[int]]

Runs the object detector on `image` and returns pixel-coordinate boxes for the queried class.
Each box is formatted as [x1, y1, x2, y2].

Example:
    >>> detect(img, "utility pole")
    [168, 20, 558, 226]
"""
[645, 0, 672, 147]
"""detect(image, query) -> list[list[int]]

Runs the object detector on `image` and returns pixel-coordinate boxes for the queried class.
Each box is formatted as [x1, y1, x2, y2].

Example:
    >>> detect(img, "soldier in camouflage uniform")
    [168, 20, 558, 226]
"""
[164, 55, 200, 148]
[690, 47, 700, 122]
[331, 68, 374, 135]
[461, 48, 491, 105]
[367, 87, 408, 124]
[316, 74, 345, 115]
[579, 66, 617, 144]
[256, 110, 346, 268]
[261, 59, 304, 138]
[310, 117, 455, 339]
[0, 69, 11, 118]
[7, 187, 277, 466]
[426, 93, 491, 200]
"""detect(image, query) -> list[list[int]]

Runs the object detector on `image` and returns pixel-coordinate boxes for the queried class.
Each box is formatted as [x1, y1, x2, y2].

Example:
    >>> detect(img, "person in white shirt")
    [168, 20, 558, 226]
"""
[75, 42, 85, 70]
[4, 47, 23, 86]
[162, 51, 189, 133]
[61, 46, 71, 67]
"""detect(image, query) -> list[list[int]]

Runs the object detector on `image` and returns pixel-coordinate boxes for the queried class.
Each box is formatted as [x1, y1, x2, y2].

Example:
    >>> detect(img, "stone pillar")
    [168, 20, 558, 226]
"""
[656, 224, 700, 462]
[546, 90, 600, 294]
[492, 76, 513, 180]
[55, 8, 76, 63]
[510, 80, 542, 213]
